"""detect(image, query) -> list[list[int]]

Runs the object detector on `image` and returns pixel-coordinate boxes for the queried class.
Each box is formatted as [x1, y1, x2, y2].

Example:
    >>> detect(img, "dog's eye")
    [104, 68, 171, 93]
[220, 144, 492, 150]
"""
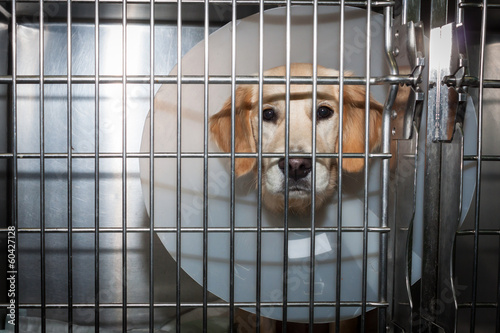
[317, 106, 334, 120]
[263, 108, 276, 121]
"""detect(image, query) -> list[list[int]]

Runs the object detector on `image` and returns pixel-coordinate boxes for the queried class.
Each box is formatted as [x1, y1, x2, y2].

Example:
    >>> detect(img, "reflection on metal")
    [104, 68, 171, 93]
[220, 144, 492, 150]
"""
[427, 23, 469, 143]
[391, 128, 419, 332]
[435, 124, 464, 332]
[390, 21, 425, 140]
[389, 9, 425, 332]
[421, 19, 470, 331]
[0, 23, 8, 219]
[400, 0, 421, 24]
[10, 22, 217, 329]
[420, 124, 464, 333]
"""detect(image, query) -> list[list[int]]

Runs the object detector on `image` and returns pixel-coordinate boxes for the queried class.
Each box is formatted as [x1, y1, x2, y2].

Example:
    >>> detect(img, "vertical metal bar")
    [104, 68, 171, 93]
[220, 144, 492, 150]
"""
[498, 244, 500, 331]
[230, 0, 236, 329]
[11, 1, 19, 332]
[39, 1, 46, 331]
[381, 6, 396, 330]
[436, 126, 463, 332]
[282, 0, 291, 329]
[94, 0, 100, 330]
[308, 1, 318, 330]
[121, 1, 128, 331]
[149, 0, 156, 331]
[431, 0, 448, 28]
[256, 0, 264, 331]
[402, 0, 421, 24]
[471, 1, 487, 330]
[421, 0, 447, 329]
[422, 53, 442, 331]
[176, 0, 182, 331]
[335, 1, 345, 331]
[456, 0, 464, 24]
[66, 1, 73, 331]
[361, 2, 372, 331]
[497, 234, 500, 331]
[203, 0, 209, 331]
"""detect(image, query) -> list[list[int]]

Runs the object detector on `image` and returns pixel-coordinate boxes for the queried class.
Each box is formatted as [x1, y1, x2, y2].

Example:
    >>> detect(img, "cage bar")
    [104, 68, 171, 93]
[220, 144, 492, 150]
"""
[308, 0, 318, 329]
[361, 0, 372, 330]
[334, 1, 345, 331]
[202, 0, 210, 331]
[121, 0, 128, 331]
[0, 151, 392, 160]
[93, 0, 100, 330]
[256, 0, 264, 331]
[7, 226, 392, 233]
[282, 0, 291, 329]
[11, 1, 20, 332]
[471, 0, 488, 330]
[66, 0, 73, 331]
[8, 0, 397, 5]
[229, 0, 237, 330]
[0, 73, 419, 85]
[380, 3, 397, 332]
[149, 0, 156, 330]
[38, 1, 47, 331]
[1, 300, 389, 308]
[175, 0, 183, 330]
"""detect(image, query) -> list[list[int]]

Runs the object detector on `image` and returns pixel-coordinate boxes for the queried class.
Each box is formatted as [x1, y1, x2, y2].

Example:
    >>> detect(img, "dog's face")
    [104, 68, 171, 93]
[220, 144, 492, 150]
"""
[210, 63, 383, 214]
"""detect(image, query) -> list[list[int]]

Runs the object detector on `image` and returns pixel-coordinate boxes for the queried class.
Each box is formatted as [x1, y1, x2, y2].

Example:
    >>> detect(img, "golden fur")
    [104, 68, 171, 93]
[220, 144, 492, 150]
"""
[210, 63, 383, 214]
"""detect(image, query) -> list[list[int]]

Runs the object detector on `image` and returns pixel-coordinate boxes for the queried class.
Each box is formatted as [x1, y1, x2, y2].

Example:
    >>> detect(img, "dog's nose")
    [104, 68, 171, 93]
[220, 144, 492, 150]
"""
[278, 158, 312, 181]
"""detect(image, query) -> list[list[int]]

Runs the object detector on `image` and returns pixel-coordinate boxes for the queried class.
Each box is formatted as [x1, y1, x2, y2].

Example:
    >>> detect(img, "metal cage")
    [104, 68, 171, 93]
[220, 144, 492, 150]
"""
[0, 0, 499, 332]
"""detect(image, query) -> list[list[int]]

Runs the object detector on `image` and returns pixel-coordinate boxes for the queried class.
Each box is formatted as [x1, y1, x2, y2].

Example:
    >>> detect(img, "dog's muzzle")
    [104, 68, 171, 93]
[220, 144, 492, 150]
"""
[278, 158, 312, 182]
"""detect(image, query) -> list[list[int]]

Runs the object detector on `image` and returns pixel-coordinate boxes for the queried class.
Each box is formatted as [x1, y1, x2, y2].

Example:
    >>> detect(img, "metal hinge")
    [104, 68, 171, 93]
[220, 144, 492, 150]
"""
[391, 21, 425, 140]
[389, 19, 426, 333]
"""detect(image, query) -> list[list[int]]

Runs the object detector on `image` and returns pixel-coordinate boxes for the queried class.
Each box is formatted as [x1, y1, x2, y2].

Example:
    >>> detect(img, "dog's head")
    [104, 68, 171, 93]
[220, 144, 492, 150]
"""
[210, 63, 383, 214]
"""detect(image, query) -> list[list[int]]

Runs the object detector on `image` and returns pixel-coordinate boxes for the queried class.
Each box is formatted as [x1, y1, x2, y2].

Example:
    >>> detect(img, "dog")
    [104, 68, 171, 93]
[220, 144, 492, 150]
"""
[210, 63, 383, 215]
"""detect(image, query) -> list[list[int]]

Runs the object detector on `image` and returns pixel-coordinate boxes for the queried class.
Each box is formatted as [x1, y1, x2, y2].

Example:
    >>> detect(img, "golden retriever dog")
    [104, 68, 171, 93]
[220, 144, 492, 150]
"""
[210, 63, 383, 215]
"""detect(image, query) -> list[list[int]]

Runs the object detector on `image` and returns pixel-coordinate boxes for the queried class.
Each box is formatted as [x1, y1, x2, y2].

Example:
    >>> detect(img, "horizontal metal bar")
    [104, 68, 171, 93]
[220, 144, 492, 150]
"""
[1, 226, 391, 233]
[12, 0, 395, 6]
[458, 2, 500, 8]
[3, 301, 389, 309]
[0, 74, 415, 86]
[457, 302, 499, 309]
[444, 76, 500, 88]
[463, 155, 500, 161]
[0, 152, 392, 159]
[456, 229, 500, 236]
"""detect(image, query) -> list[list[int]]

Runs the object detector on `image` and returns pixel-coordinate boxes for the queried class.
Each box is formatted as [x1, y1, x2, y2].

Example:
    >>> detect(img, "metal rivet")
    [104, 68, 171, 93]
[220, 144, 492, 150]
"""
[392, 127, 396, 136]
[391, 110, 397, 119]
[393, 48, 399, 56]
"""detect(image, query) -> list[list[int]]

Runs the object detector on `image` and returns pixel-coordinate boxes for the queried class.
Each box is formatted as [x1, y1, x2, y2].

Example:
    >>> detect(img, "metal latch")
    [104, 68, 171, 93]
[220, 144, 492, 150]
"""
[391, 21, 425, 140]
[428, 23, 468, 142]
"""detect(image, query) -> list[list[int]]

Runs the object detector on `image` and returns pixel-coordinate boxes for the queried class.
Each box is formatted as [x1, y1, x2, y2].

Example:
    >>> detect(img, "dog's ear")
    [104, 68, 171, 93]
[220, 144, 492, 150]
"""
[210, 85, 257, 177]
[339, 84, 383, 173]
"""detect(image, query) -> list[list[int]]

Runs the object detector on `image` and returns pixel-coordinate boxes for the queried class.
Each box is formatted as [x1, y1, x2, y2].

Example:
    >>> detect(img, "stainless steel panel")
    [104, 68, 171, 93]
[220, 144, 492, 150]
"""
[14, 21, 220, 330]
[0, 23, 9, 325]
[0, 22, 8, 224]
[391, 133, 418, 332]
